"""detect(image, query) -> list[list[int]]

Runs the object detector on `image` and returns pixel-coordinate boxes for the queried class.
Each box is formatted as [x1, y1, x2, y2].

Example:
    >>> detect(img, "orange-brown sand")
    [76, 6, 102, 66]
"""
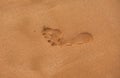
[0, 0, 120, 78]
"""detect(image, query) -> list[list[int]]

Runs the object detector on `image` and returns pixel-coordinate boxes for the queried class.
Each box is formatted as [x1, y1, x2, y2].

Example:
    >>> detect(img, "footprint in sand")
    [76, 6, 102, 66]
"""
[41, 26, 93, 46]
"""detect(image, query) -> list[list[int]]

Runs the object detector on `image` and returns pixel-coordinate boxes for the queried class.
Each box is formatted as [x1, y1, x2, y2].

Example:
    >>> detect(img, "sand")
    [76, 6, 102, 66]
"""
[0, 0, 120, 78]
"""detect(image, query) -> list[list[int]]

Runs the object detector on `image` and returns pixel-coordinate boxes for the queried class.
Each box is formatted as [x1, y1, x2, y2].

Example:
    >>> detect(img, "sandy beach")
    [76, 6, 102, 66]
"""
[0, 0, 120, 78]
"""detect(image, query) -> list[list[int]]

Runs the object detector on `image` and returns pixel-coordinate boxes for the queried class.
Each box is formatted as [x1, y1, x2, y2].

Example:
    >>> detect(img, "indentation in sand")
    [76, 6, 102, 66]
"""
[41, 26, 93, 46]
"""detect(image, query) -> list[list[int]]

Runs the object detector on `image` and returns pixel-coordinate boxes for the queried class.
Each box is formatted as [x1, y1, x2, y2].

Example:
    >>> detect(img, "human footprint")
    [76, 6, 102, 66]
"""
[42, 26, 93, 46]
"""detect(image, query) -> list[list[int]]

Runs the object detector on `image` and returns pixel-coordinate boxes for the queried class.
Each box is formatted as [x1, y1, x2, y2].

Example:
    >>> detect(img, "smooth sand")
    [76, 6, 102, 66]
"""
[0, 0, 120, 78]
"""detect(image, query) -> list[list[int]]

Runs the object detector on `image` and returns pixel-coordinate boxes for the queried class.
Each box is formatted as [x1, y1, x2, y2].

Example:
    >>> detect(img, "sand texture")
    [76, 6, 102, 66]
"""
[0, 0, 120, 78]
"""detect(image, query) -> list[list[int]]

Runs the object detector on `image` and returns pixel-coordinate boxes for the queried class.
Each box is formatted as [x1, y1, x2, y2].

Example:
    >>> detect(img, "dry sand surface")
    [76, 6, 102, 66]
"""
[0, 0, 120, 78]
